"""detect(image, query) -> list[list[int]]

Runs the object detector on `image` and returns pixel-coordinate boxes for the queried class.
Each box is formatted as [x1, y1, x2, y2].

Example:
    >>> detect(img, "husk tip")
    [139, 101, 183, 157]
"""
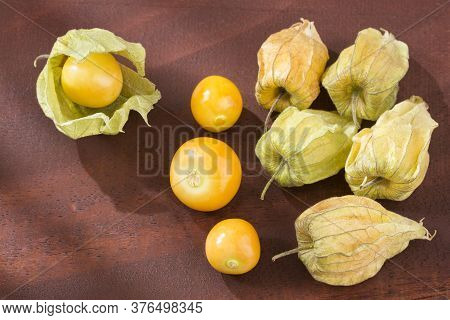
[425, 229, 437, 241]
[420, 219, 437, 241]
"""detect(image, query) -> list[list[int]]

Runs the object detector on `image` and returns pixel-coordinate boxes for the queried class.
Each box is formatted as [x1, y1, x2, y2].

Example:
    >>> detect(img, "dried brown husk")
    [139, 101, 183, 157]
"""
[255, 19, 329, 115]
[322, 28, 409, 126]
[345, 96, 438, 201]
[273, 195, 436, 286]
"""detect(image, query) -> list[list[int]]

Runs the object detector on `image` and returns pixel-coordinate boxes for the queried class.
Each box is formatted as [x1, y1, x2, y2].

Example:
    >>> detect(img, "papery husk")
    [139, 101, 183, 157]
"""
[255, 107, 357, 199]
[255, 19, 329, 114]
[322, 28, 409, 126]
[273, 195, 436, 286]
[345, 96, 438, 201]
[35, 28, 161, 139]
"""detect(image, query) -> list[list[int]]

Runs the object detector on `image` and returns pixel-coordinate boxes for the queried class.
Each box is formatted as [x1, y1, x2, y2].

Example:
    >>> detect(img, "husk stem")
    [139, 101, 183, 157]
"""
[272, 241, 313, 261]
[359, 176, 382, 189]
[260, 160, 286, 200]
[33, 54, 50, 68]
[350, 91, 361, 129]
[263, 90, 286, 133]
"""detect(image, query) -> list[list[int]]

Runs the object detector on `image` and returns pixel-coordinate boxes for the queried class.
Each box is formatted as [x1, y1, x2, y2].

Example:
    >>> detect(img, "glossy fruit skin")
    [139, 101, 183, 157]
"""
[170, 137, 242, 212]
[61, 52, 123, 108]
[191, 75, 243, 132]
[205, 219, 261, 275]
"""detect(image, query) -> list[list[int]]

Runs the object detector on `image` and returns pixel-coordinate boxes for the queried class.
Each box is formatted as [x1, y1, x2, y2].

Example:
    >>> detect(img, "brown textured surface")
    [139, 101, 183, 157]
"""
[0, 0, 449, 299]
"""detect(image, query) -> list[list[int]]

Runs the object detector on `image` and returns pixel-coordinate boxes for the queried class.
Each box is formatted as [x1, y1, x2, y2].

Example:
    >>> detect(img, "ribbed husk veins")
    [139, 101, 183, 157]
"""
[290, 195, 435, 286]
[255, 107, 357, 189]
[345, 96, 438, 201]
[322, 28, 409, 124]
[255, 19, 329, 112]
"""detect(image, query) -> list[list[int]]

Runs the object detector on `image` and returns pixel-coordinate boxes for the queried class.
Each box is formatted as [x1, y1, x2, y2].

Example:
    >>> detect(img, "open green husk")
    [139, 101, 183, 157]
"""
[35, 28, 161, 139]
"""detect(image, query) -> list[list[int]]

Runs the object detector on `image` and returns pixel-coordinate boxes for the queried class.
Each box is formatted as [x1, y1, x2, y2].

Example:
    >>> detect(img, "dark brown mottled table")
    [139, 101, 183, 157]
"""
[0, 0, 448, 299]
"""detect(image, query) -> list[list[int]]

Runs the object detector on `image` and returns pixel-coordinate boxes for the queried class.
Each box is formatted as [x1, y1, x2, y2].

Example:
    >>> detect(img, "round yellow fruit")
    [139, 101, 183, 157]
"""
[191, 75, 243, 132]
[205, 219, 261, 275]
[61, 52, 123, 108]
[170, 137, 242, 212]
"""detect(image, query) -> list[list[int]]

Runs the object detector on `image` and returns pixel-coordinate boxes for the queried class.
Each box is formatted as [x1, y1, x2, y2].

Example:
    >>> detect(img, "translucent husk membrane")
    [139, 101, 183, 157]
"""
[255, 107, 357, 199]
[345, 96, 438, 201]
[273, 195, 436, 286]
[35, 28, 161, 139]
[322, 28, 409, 127]
[255, 19, 329, 120]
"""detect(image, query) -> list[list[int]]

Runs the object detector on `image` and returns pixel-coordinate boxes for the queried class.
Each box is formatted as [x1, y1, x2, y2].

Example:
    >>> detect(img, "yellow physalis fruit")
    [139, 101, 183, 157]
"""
[61, 52, 123, 108]
[255, 107, 357, 200]
[170, 137, 242, 212]
[205, 219, 260, 275]
[273, 195, 436, 286]
[345, 96, 438, 201]
[255, 19, 329, 129]
[191, 75, 243, 132]
[322, 28, 409, 126]
[35, 28, 161, 139]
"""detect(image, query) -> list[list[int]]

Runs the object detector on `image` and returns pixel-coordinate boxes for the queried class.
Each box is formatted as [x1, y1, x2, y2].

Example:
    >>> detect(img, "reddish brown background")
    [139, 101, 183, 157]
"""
[0, 0, 448, 299]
